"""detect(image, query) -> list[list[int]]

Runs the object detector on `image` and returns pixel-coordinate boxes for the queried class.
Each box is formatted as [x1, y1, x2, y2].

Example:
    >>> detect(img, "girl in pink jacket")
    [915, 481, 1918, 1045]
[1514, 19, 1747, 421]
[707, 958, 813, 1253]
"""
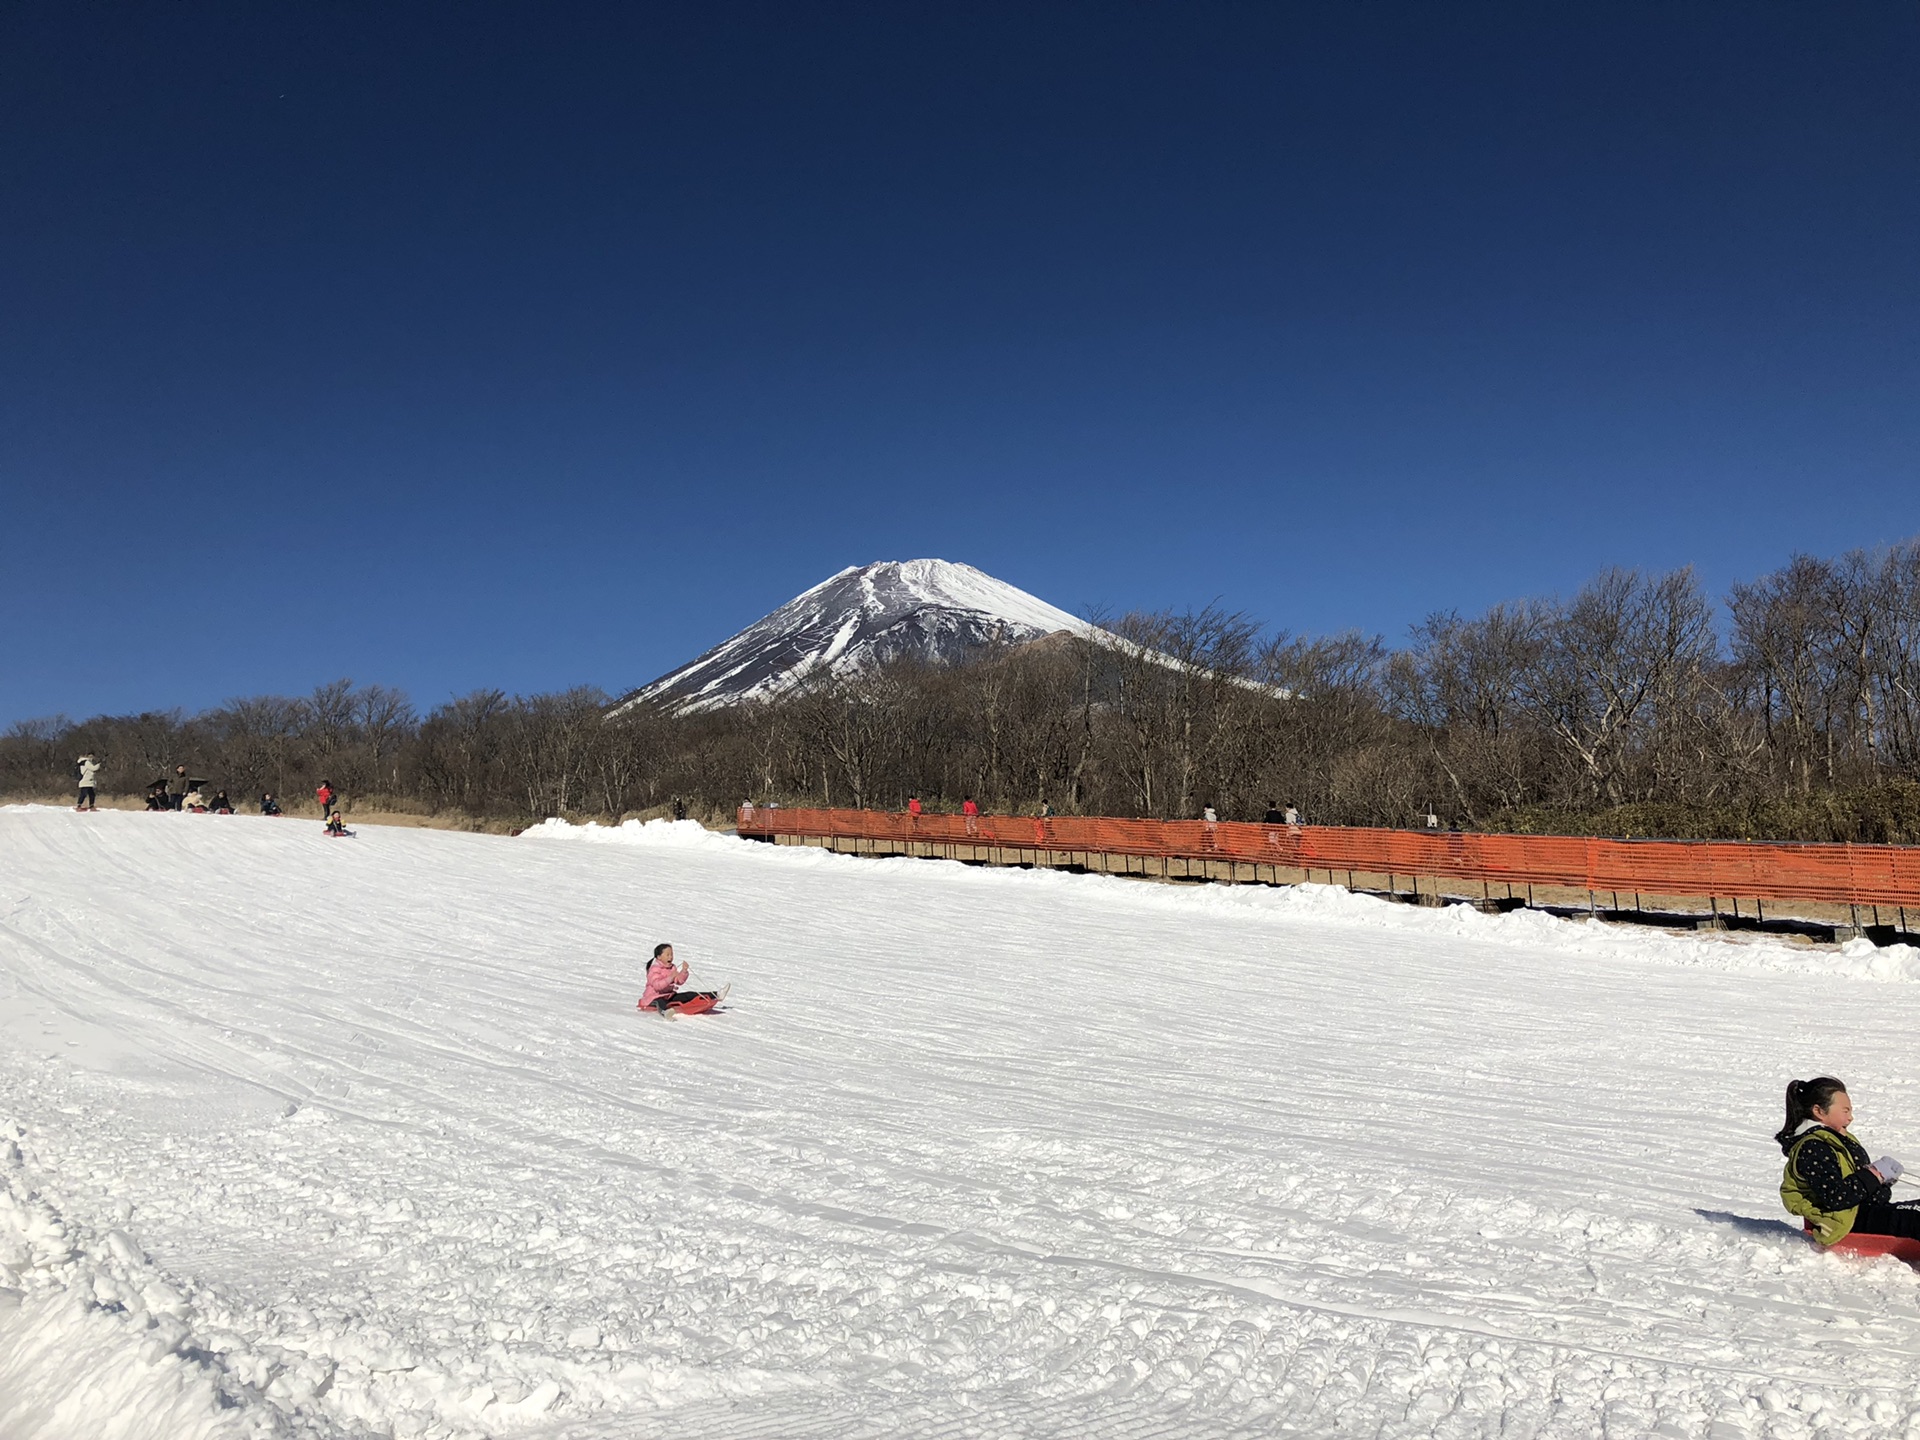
[640, 943, 726, 1015]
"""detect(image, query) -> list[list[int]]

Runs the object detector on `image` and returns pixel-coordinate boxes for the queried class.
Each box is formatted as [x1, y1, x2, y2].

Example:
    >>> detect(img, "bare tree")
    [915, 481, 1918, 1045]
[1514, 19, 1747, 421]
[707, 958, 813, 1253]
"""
[1520, 568, 1716, 805]
[12, 541, 1920, 842]
[356, 685, 418, 798]
[1874, 541, 1920, 775]
[1731, 557, 1828, 794]
[1389, 603, 1545, 822]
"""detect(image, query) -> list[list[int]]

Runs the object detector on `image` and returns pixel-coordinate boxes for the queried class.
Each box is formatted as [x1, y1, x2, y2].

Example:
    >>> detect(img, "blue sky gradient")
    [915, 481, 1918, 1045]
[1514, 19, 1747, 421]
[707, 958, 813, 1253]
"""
[4, 3, 1916, 725]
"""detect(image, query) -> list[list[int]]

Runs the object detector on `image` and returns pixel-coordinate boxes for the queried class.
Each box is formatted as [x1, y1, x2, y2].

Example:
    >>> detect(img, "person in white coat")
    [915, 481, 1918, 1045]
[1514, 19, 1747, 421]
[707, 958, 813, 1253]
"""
[75, 755, 101, 811]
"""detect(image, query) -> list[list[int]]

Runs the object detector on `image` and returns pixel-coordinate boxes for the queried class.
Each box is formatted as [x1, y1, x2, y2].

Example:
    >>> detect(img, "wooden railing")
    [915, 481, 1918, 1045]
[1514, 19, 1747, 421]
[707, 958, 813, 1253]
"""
[735, 806, 1920, 909]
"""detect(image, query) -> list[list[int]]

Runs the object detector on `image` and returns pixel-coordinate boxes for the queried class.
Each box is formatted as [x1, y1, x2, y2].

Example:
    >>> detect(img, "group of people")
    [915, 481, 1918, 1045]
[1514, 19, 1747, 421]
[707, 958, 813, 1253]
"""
[1200, 802, 1305, 824]
[89, 761, 348, 833]
[135, 765, 298, 817]
[137, 766, 237, 813]
[895, 797, 989, 835]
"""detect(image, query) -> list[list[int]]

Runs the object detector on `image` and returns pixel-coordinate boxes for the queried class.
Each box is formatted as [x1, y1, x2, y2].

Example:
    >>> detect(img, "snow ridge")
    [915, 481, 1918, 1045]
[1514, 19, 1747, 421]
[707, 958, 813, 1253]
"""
[613, 559, 1099, 714]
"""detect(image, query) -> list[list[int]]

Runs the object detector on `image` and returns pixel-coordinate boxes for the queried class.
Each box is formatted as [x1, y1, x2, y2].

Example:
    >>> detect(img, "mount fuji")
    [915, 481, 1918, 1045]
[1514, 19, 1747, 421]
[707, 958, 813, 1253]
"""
[614, 560, 1099, 714]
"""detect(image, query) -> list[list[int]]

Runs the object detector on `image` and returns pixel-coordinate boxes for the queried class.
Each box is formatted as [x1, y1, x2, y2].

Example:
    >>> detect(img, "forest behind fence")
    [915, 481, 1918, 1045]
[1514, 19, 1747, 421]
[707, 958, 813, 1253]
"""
[8, 541, 1920, 843]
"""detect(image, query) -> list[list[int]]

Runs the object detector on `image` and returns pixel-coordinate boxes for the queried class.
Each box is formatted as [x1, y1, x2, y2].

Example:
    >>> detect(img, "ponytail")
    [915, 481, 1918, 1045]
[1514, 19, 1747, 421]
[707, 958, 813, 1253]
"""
[1776, 1076, 1847, 1152]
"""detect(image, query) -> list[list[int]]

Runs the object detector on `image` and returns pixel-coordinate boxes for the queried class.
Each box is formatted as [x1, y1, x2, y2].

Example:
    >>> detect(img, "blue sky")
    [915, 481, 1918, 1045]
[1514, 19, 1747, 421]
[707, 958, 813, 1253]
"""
[4, 3, 1916, 726]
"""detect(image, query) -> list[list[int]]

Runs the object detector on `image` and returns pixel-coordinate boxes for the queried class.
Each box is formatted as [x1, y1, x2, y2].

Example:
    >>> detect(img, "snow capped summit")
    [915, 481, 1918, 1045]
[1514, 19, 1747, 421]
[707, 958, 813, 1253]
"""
[615, 559, 1097, 713]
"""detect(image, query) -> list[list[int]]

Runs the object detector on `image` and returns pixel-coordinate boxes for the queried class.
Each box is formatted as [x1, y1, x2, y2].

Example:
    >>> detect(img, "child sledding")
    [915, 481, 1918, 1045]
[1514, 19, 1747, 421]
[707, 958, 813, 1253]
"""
[639, 942, 728, 1017]
[1776, 1075, 1920, 1264]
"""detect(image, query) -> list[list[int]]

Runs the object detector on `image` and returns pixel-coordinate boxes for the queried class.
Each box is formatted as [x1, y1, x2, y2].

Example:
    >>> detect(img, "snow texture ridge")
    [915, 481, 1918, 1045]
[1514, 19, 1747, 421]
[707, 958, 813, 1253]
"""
[612, 559, 1100, 713]
[11, 803, 1920, 1438]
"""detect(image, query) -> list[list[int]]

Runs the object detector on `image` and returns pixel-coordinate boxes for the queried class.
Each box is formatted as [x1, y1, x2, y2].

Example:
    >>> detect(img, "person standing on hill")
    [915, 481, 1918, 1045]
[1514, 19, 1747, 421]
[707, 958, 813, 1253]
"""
[962, 796, 980, 835]
[75, 754, 101, 811]
[169, 764, 190, 810]
[315, 779, 336, 824]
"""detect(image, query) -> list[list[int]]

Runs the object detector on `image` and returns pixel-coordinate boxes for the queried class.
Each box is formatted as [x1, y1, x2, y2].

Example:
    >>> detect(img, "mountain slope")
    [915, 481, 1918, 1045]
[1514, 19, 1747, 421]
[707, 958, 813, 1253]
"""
[615, 559, 1096, 713]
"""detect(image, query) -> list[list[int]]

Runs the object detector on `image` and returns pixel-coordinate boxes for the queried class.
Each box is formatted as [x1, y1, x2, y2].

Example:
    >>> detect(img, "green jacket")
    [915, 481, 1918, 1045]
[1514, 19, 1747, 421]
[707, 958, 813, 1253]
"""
[1780, 1126, 1873, 1245]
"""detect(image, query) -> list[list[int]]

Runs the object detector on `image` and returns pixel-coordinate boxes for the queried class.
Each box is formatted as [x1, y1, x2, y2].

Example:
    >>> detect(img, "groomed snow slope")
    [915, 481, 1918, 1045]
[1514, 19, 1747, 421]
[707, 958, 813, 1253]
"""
[6, 806, 1920, 1439]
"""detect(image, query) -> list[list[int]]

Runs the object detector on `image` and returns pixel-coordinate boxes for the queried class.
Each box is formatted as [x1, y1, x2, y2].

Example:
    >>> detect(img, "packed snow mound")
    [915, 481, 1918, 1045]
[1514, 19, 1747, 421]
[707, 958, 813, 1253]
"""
[611, 559, 1101, 713]
[12, 803, 1920, 1439]
[522, 816, 732, 850]
[0, 1155, 267, 1440]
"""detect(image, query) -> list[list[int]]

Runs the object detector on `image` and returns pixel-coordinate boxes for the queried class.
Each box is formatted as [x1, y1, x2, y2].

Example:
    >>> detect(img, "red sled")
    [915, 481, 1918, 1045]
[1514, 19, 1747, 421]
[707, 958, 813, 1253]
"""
[638, 995, 718, 1017]
[1806, 1224, 1920, 1268]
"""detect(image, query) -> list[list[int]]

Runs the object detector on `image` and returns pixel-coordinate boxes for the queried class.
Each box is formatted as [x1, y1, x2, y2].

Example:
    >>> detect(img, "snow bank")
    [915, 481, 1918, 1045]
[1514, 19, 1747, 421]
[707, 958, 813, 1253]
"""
[523, 815, 1920, 983]
[0, 1135, 258, 1440]
[521, 816, 736, 851]
[0, 1118, 748, 1439]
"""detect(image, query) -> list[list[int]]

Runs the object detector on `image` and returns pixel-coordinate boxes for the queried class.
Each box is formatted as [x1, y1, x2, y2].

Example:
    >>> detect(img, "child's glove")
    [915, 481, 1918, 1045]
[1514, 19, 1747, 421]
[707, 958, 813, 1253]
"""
[1874, 1156, 1905, 1183]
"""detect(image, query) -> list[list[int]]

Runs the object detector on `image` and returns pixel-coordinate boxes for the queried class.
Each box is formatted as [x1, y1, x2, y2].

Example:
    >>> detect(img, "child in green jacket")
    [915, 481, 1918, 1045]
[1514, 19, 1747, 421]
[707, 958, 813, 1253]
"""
[1778, 1076, 1917, 1243]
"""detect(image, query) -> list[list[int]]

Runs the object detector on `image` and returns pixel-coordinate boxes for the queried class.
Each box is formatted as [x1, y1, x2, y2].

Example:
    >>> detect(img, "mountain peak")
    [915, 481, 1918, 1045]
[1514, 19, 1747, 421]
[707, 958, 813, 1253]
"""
[614, 559, 1092, 713]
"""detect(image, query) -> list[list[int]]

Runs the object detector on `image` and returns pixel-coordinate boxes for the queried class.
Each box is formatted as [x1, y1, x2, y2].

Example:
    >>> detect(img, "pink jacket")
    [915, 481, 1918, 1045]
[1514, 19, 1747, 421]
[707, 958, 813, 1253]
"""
[641, 957, 688, 1006]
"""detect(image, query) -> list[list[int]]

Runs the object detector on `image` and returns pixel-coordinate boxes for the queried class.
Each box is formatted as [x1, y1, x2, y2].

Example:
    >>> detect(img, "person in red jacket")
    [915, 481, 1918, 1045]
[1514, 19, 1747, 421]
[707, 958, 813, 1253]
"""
[315, 780, 335, 823]
[907, 796, 922, 816]
[962, 796, 980, 835]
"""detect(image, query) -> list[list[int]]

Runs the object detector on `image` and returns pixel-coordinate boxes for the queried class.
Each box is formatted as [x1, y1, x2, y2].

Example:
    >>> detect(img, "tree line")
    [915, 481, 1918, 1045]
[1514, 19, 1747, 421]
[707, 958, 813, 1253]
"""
[8, 541, 1920, 842]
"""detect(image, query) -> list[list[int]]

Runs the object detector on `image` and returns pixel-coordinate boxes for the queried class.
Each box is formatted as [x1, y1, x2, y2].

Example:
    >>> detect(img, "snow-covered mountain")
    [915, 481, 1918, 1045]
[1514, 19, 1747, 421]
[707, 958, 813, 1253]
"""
[614, 559, 1098, 713]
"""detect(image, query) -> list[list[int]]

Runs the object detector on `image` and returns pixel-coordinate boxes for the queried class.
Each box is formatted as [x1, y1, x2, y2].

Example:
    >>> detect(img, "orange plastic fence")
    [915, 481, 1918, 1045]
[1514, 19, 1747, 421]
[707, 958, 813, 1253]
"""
[734, 806, 1920, 908]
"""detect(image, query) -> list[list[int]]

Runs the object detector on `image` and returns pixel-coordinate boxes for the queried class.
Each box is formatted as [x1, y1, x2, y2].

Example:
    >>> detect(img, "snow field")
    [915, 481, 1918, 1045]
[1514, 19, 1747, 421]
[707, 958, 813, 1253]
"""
[5, 805, 1920, 1437]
